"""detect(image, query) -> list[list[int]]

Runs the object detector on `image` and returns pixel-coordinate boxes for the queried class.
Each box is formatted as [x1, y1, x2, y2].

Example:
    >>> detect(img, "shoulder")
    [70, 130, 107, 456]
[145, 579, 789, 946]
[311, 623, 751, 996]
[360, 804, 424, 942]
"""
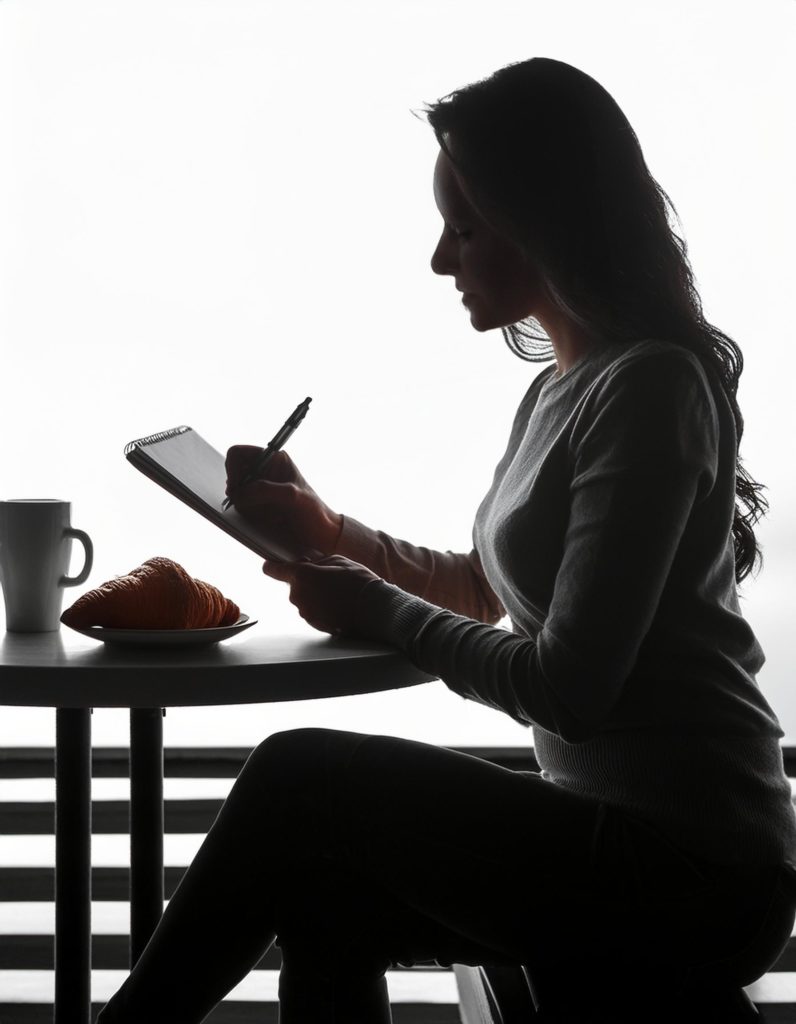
[583, 338, 718, 422]
[571, 338, 721, 472]
[598, 338, 712, 390]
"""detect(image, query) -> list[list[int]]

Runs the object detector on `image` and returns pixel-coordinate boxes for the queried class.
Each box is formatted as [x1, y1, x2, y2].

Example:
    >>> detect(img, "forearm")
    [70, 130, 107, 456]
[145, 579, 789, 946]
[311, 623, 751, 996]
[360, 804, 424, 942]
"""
[334, 514, 505, 625]
[355, 579, 589, 741]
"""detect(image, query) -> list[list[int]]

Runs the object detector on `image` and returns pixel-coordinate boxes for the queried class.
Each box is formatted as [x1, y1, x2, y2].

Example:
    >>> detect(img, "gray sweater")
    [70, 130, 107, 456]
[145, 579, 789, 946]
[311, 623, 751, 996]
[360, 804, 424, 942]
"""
[338, 338, 796, 867]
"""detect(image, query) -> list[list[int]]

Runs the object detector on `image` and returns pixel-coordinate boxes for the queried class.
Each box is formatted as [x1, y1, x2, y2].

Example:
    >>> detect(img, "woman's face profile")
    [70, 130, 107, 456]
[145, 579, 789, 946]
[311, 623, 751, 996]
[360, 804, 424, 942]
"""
[431, 148, 543, 333]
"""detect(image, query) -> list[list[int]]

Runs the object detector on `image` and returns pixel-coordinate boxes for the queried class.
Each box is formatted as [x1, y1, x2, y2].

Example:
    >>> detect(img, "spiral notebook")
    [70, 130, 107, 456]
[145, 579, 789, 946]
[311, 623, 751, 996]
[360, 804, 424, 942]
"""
[125, 426, 310, 563]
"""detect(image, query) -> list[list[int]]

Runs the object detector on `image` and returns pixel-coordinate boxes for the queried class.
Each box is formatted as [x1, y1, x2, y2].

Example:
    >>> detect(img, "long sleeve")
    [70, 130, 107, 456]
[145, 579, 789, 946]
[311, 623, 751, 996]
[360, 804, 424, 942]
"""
[346, 341, 796, 867]
[353, 351, 719, 743]
[333, 514, 505, 625]
[354, 579, 585, 737]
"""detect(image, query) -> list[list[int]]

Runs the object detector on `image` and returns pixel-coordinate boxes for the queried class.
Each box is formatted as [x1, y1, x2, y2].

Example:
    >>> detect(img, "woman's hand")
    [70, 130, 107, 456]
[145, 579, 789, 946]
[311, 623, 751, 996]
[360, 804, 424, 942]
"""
[225, 447, 342, 559]
[262, 555, 382, 637]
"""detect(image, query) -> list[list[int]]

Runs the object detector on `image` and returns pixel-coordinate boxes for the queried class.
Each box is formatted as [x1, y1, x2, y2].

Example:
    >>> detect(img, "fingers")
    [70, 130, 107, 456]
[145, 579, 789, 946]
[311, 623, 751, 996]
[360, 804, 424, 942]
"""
[304, 555, 350, 569]
[225, 447, 294, 492]
[229, 478, 298, 511]
[260, 556, 378, 639]
[261, 555, 323, 581]
[225, 445, 264, 490]
[261, 558, 342, 593]
[261, 560, 345, 637]
[262, 560, 295, 582]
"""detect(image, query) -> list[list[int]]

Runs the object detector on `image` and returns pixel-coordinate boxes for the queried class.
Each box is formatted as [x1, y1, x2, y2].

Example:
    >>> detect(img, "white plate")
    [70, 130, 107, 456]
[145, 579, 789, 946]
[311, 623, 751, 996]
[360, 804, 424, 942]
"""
[65, 614, 256, 647]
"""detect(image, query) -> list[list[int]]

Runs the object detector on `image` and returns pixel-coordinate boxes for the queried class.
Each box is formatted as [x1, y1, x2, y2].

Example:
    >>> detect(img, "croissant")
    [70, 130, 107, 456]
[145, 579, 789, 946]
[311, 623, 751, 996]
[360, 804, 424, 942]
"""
[60, 556, 241, 630]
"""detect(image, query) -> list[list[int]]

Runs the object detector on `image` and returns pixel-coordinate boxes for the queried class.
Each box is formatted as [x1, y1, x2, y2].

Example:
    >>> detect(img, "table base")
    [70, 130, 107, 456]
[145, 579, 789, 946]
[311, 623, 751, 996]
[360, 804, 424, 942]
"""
[55, 708, 92, 1024]
[53, 707, 167, 1023]
[130, 708, 165, 965]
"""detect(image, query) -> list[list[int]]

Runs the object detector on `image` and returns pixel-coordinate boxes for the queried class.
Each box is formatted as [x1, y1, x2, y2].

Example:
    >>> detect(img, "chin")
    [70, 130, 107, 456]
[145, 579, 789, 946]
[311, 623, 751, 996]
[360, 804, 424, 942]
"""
[463, 300, 507, 333]
[468, 312, 501, 333]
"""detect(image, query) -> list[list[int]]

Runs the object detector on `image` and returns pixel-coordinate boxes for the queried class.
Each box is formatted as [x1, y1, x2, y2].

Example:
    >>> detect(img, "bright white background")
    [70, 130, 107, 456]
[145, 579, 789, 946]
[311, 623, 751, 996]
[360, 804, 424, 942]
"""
[1, 0, 794, 749]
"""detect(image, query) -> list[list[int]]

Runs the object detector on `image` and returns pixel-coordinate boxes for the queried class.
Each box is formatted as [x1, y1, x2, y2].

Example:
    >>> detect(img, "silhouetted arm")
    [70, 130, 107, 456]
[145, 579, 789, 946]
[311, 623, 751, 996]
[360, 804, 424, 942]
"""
[333, 515, 506, 626]
[354, 354, 718, 741]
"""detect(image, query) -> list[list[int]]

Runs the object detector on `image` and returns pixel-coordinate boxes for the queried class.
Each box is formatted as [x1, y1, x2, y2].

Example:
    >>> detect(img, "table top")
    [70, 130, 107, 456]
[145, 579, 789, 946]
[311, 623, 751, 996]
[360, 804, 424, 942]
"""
[0, 626, 436, 708]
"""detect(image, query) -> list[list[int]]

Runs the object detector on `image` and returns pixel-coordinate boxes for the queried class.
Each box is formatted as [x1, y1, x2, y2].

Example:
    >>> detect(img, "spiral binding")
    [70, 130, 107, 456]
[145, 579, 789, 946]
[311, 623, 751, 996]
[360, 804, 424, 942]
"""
[124, 425, 192, 455]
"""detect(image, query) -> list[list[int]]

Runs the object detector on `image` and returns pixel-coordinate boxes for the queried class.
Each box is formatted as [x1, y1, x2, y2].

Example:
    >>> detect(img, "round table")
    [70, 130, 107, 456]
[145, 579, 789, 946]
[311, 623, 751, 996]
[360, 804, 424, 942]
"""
[0, 626, 435, 1024]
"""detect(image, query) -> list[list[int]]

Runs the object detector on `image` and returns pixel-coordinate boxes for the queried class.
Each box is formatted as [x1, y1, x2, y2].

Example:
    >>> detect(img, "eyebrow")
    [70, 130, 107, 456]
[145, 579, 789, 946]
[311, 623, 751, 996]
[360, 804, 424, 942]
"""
[433, 181, 472, 224]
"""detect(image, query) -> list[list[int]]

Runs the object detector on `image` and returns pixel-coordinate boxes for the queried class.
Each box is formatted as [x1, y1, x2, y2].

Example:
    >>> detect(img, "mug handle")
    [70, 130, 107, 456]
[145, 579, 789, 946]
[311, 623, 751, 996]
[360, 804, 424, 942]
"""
[60, 528, 94, 587]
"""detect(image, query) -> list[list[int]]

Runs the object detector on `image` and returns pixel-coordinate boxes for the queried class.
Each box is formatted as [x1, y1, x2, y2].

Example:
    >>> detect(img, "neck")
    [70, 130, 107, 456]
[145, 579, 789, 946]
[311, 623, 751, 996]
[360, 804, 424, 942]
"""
[535, 306, 596, 376]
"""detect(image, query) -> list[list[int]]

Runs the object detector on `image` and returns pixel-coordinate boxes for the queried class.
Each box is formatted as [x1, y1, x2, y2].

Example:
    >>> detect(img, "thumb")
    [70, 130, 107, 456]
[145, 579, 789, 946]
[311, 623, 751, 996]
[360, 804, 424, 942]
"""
[262, 560, 295, 582]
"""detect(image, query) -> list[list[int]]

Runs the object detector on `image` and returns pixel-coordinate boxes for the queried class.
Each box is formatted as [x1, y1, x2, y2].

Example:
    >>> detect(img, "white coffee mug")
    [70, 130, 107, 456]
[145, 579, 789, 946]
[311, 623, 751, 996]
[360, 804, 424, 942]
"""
[0, 499, 94, 632]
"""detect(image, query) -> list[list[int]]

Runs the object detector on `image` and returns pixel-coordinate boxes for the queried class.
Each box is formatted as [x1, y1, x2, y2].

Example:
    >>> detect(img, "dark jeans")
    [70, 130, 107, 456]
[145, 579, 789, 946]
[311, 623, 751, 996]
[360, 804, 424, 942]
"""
[97, 728, 796, 1023]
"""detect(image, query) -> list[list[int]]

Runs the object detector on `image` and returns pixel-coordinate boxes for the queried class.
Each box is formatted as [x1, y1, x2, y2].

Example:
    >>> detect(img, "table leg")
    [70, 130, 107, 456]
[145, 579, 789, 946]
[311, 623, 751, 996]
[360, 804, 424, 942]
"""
[129, 708, 165, 966]
[54, 707, 92, 1024]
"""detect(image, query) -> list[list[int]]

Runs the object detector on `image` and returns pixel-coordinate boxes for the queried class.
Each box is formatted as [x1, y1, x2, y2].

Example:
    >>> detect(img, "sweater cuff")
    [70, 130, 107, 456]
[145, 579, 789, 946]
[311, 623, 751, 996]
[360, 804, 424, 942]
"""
[334, 514, 376, 562]
[356, 578, 444, 651]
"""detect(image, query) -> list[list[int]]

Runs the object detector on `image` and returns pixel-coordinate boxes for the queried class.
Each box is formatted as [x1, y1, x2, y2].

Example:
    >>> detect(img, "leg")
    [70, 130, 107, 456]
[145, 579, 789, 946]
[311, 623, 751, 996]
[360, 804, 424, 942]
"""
[97, 727, 764, 1024]
[98, 727, 298, 1024]
[55, 707, 92, 1024]
[274, 859, 530, 1024]
[266, 732, 790, 1020]
[97, 727, 607, 1024]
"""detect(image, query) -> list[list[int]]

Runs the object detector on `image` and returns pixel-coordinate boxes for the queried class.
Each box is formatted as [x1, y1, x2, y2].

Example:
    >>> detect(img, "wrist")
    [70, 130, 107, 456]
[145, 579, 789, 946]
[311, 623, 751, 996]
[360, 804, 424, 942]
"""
[355, 579, 440, 649]
[325, 510, 344, 553]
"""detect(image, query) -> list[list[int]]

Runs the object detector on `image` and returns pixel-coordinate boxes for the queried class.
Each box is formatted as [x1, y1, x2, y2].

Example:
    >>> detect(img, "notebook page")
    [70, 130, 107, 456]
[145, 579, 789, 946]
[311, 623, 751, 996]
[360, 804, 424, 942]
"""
[125, 427, 303, 562]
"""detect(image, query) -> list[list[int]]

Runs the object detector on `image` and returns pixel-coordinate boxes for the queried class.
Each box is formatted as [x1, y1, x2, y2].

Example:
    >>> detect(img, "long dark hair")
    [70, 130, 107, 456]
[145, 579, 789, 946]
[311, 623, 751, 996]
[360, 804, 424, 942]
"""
[416, 57, 767, 585]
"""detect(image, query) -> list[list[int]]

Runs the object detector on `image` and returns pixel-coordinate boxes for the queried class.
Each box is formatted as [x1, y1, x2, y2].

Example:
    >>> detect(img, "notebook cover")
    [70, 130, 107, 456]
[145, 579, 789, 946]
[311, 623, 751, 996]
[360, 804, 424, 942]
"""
[125, 426, 315, 563]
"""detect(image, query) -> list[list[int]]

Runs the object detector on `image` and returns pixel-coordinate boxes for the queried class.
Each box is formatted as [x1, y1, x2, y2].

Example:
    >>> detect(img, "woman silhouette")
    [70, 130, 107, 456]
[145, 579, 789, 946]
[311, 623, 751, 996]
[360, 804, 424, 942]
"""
[99, 58, 796, 1023]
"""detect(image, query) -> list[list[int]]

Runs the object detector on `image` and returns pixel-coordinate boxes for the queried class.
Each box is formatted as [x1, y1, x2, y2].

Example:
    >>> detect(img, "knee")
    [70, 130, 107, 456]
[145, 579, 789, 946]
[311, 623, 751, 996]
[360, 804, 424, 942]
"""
[230, 729, 324, 801]
[245, 727, 369, 779]
[232, 728, 373, 837]
[245, 727, 336, 773]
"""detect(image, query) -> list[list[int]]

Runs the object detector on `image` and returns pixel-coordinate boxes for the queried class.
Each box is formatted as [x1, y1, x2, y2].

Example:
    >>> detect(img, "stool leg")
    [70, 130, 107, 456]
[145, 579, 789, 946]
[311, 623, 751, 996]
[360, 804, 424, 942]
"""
[129, 708, 165, 965]
[55, 707, 92, 1024]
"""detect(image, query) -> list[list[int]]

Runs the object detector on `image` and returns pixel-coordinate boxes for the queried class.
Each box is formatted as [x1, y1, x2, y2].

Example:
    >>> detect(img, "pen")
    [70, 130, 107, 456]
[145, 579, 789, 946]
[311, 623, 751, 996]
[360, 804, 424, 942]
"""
[222, 396, 312, 511]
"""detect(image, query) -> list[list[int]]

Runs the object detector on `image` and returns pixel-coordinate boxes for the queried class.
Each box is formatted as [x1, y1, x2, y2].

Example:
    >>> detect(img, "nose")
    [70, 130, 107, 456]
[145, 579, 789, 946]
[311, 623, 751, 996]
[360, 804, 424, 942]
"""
[430, 230, 456, 277]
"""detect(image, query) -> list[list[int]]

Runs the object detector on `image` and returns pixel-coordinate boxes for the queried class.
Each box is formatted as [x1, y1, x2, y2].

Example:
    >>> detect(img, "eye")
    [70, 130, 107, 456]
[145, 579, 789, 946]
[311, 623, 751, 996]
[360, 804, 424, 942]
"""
[450, 226, 472, 240]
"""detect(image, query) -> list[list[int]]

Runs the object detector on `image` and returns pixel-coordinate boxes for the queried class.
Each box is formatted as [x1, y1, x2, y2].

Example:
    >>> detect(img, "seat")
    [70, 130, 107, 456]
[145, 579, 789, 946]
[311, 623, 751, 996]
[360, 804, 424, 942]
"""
[523, 962, 761, 1023]
[454, 962, 760, 1023]
[454, 963, 536, 1024]
[454, 863, 796, 1022]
